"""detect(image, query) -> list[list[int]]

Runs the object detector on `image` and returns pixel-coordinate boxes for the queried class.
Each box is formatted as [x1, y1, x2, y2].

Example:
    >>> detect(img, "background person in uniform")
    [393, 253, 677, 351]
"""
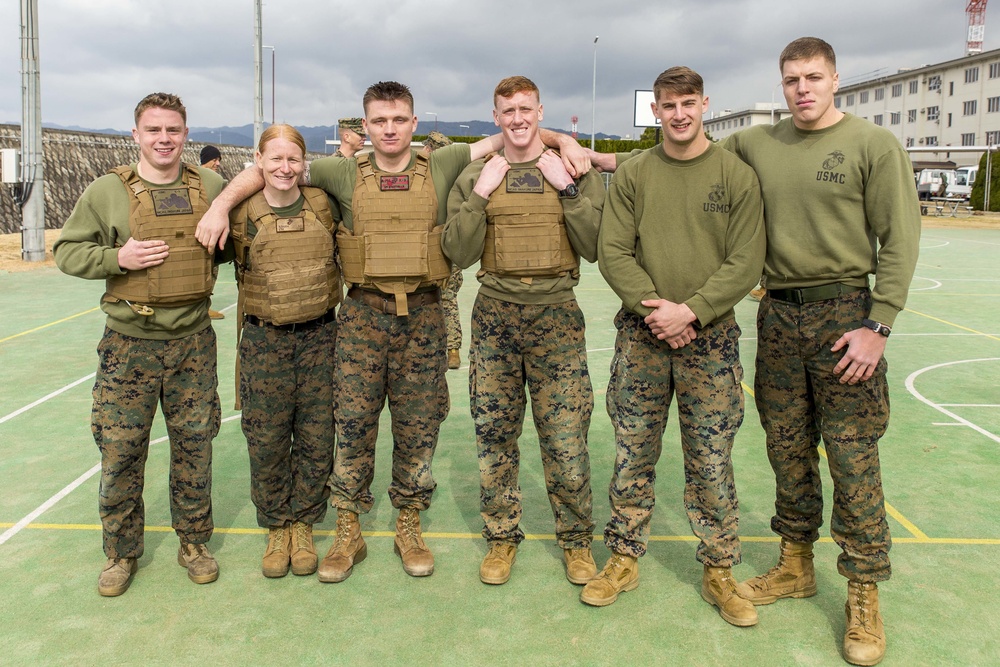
[54, 92, 224, 597]
[200, 144, 226, 320]
[443, 76, 603, 587]
[225, 124, 340, 579]
[424, 130, 465, 370]
[722, 37, 921, 666]
[583, 67, 764, 629]
[195, 81, 591, 584]
[335, 117, 366, 158]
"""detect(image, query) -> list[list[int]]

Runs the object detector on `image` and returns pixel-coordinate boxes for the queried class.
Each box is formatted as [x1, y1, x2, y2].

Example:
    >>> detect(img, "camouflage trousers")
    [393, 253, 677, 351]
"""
[470, 294, 594, 548]
[442, 264, 464, 351]
[329, 295, 449, 514]
[91, 326, 221, 559]
[239, 319, 336, 528]
[604, 310, 745, 567]
[755, 289, 891, 582]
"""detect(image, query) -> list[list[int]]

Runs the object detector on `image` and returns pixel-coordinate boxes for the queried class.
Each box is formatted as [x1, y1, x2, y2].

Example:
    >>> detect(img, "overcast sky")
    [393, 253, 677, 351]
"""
[1, 0, 997, 139]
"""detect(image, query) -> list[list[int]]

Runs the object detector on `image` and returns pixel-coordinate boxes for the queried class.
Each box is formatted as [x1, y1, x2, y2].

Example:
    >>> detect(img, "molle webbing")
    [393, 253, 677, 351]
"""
[338, 152, 450, 315]
[232, 187, 341, 326]
[104, 163, 214, 308]
[481, 170, 578, 277]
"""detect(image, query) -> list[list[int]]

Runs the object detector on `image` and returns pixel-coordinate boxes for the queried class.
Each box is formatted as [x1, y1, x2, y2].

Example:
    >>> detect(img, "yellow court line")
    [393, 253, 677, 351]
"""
[2, 523, 998, 545]
[742, 382, 929, 540]
[904, 306, 1000, 343]
[0, 307, 100, 344]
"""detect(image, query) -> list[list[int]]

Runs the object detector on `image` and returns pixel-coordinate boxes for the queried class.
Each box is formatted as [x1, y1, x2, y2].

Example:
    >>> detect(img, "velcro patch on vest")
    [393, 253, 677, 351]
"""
[506, 168, 544, 194]
[151, 188, 194, 216]
[276, 216, 305, 233]
[380, 175, 410, 191]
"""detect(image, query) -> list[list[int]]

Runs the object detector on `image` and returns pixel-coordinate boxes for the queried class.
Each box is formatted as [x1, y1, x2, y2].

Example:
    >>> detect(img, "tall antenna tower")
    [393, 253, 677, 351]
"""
[967, 0, 989, 55]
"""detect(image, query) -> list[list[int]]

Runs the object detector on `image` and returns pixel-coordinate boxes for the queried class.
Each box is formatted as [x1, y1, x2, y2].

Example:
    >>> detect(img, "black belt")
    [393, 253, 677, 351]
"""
[347, 287, 441, 315]
[244, 308, 336, 332]
[767, 283, 866, 305]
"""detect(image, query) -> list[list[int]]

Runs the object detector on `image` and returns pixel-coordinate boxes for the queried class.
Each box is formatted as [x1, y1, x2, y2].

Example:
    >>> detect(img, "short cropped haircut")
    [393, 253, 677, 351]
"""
[134, 92, 186, 126]
[494, 76, 540, 107]
[652, 67, 704, 101]
[779, 37, 837, 71]
[257, 123, 306, 157]
[362, 81, 414, 115]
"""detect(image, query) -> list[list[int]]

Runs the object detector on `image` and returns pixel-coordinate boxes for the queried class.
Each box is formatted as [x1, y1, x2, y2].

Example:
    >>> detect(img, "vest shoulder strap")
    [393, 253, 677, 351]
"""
[301, 186, 335, 231]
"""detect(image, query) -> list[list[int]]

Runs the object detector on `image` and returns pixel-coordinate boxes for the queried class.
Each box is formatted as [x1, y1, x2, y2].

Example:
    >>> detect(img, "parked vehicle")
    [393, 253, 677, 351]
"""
[947, 166, 978, 200]
[916, 168, 957, 201]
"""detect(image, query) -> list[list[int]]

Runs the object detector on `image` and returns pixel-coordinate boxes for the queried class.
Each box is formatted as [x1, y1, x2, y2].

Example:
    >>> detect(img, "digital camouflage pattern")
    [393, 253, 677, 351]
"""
[469, 294, 594, 549]
[239, 320, 337, 528]
[755, 290, 891, 582]
[604, 310, 745, 567]
[442, 263, 464, 351]
[92, 327, 221, 558]
[329, 296, 449, 514]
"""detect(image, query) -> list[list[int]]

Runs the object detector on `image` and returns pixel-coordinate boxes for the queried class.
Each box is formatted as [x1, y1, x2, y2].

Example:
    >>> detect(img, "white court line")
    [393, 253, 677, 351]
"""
[909, 277, 943, 291]
[0, 373, 96, 426]
[0, 414, 242, 547]
[905, 358, 1000, 445]
[921, 235, 1000, 248]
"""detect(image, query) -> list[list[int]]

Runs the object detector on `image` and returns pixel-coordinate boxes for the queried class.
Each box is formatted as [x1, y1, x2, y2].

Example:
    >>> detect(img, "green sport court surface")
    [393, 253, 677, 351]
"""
[0, 224, 998, 666]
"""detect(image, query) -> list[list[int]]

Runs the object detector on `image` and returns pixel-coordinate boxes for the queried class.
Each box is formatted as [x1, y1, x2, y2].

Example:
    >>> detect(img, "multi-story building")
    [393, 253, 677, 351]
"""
[704, 103, 790, 141]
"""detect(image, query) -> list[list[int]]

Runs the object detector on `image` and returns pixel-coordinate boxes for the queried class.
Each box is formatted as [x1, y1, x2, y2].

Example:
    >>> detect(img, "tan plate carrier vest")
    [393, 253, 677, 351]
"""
[104, 163, 213, 313]
[481, 162, 578, 281]
[338, 152, 450, 316]
[230, 186, 341, 326]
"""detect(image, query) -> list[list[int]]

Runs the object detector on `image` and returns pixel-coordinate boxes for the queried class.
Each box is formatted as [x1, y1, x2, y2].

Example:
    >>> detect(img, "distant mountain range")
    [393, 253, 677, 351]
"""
[13, 121, 619, 153]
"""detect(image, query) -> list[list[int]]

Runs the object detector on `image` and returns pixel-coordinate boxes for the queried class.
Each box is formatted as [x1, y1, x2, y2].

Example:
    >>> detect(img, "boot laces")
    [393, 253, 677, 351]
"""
[270, 526, 288, 553]
[398, 510, 421, 548]
[293, 522, 310, 549]
[332, 514, 357, 552]
[851, 583, 876, 630]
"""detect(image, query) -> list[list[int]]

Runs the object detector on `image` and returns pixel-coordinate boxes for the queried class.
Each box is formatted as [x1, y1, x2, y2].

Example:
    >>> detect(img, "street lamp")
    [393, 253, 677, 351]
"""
[459, 124, 469, 136]
[263, 45, 275, 125]
[425, 112, 438, 132]
[591, 36, 599, 150]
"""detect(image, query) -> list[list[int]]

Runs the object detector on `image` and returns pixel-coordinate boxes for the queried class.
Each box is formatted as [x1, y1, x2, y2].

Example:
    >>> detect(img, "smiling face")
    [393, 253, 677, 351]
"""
[255, 135, 304, 200]
[781, 56, 842, 130]
[363, 99, 417, 162]
[132, 107, 188, 178]
[493, 89, 544, 160]
[651, 90, 708, 153]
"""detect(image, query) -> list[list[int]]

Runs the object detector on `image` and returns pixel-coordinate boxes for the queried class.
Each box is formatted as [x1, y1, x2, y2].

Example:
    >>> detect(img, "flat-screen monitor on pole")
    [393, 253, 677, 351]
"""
[634, 90, 661, 128]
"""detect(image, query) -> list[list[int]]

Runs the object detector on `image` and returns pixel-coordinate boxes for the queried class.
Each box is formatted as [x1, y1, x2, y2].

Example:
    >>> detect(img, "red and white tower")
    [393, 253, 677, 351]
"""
[967, 0, 988, 55]
[571, 116, 579, 139]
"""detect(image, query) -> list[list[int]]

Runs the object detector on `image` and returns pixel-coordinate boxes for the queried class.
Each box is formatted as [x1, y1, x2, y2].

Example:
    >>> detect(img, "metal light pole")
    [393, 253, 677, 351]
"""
[263, 45, 275, 125]
[591, 36, 599, 150]
[19, 0, 45, 262]
[253, 0, 264, 148]
[426, 112, 438, 132]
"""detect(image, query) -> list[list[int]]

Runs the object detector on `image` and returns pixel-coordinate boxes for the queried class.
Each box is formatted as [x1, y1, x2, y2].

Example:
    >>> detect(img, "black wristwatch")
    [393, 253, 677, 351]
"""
[558, 183, 580, 199]
[861, 319, 891, 337]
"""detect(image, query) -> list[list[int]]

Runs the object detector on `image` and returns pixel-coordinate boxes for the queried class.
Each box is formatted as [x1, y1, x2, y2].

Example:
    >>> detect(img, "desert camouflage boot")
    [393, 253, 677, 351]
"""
[318, 510, 366, 583]
[580, 553, 639, 607]
[563, 546, 597, 585]
[702, 565, 759, 627]
[177, 540, 219, 584]
[98, 557, 138, 597]
[394, 508, 434, 577]
[480, 542, 517, 585]
[844, 582, 886, 666]
[737, 538, 817, 605]
[290, 521, 318, 576]
[262, 525, 291, 578]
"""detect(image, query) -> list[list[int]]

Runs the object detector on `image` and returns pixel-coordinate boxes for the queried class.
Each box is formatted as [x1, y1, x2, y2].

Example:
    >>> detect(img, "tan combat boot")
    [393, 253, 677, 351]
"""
[318, 510, 366, 583]
[580, 553, 639, 607]
[480, 542, 517, 585]
[177, 540, 219, 584]
[737, 538, 817, 605]
[844, 581, 886, 666]
[262, 525, 291, 578]
[97, 557, 138, 597]
[447, 349, 461, 369]
[394, 508, 434, 577]
[702, 565, 759, 627]
[290, 521, 317, 576]
[563, 546, 598, 585]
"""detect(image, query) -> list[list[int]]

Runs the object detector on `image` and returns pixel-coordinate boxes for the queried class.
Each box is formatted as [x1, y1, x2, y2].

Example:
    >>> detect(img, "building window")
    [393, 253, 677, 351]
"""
[909, 80, 919, 94]
[873, 114, 883, 126]
[875, 88, 885, 101]
[860, 91, 870, 104]
[989, 96, 1000, 113]
[834, 97, 842, 109]
[962, 133, 976, 146]
[892, 83, 903, 97]
[987, 130, 1000, 144]
[991, 62, 1000, 79]
[950, 81, 955, 96]
[905, 137, 914, 147]
[925, 136, 939, 146]
[965, 67, 979, 83]
[928, 75, 941, 91]
[964, 100, 978, 115]
[927, 106, 940, 121]
[908, 109, 917, 123]
[890, 112, 901, 125]
[846, 93, 855, 106]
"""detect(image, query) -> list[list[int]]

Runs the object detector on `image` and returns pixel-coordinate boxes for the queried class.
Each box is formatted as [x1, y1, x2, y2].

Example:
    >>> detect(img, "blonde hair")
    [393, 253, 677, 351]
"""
[257, 124, 306, 156]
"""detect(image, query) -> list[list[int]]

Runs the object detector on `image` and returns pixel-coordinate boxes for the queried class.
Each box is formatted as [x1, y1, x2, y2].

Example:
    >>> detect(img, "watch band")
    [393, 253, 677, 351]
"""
[861, 318, 891, 337]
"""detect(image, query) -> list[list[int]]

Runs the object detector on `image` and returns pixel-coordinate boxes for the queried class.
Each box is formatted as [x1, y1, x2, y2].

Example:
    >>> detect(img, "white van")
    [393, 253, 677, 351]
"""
[947, 166, 978, 199]
[916, 169, 957, 200]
